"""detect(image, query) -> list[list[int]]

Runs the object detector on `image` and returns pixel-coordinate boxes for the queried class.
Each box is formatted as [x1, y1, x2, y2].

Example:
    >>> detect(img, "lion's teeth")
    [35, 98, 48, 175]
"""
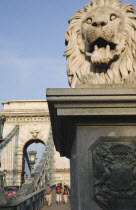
[94, 45, 98, 50]
[106, 45, 110, 51]
[85, 51, 92, 56]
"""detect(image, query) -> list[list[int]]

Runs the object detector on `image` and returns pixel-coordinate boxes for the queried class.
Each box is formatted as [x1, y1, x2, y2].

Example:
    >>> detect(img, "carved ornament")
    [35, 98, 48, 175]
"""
[64, 0, 136, 87]
[93, 140, 136, 210]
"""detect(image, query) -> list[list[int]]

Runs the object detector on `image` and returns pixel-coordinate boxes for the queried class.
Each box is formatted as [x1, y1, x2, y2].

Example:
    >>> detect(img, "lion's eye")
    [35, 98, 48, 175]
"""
[110, 14, 116, 21]
[86, 18, 92, 24]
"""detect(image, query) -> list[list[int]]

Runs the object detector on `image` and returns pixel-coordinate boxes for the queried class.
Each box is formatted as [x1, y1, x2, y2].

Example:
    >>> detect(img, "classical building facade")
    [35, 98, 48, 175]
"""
[0, 100, 70, 186]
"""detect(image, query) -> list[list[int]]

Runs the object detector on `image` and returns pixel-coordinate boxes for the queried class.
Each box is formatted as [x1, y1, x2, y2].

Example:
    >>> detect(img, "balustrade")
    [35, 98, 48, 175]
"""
[0, 188, 45, 210]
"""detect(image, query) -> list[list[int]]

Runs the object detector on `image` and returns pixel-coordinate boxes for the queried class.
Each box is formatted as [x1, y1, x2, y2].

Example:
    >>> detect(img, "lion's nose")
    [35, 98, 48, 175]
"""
[92, 20, 107, 27]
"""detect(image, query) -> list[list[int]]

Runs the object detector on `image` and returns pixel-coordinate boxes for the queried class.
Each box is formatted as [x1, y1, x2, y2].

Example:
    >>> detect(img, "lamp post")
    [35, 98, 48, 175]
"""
[28, 151, 37, 178]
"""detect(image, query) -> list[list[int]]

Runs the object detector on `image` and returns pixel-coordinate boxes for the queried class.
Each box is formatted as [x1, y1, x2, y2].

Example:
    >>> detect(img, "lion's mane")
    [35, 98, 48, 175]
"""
[64, 0, 136, 87]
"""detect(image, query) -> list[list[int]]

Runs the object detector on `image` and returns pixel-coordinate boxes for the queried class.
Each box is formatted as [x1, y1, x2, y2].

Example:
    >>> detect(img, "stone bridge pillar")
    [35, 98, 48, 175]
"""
[47, 87, 136, 210]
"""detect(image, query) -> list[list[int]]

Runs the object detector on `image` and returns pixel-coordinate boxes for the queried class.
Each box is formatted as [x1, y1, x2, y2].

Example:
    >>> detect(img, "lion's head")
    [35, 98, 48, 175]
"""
[64, 0, 136, 87]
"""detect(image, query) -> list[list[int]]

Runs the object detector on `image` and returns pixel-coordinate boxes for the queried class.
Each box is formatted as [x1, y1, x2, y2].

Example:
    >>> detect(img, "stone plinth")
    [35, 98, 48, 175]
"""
[47, 86, 136, 210]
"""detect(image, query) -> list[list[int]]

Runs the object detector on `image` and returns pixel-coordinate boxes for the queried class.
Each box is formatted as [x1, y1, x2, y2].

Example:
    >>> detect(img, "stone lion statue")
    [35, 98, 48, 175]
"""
[64, 0, 136, 87]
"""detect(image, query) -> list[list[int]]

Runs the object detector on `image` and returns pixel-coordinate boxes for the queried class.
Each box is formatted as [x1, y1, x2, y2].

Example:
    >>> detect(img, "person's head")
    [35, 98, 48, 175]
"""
[47, 184, 50, 188]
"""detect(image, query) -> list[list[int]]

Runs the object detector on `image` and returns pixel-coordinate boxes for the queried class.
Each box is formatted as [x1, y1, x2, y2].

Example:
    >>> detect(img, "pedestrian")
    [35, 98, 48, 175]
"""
[56, 183, 62, 204]
[63, 185, 69, 204]
[44, 184, 52, 207]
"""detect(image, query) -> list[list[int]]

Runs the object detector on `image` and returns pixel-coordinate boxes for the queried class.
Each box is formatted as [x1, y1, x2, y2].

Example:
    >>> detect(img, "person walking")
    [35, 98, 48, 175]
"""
[44, 184, 52, 207]
[56, 183, 62, 204]
[63, 185, 69, 204]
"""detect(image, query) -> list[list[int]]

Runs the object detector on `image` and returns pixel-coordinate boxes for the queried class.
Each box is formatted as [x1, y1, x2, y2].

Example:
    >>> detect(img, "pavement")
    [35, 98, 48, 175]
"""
[41, 191, 71, 210]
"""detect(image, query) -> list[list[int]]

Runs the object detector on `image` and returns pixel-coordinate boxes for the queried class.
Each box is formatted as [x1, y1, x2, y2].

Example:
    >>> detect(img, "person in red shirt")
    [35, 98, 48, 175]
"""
[55, 183, 62, 204]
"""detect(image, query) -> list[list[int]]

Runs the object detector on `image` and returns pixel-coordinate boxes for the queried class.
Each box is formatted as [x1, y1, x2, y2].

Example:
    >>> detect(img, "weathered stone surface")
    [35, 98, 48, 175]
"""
[71, 127, 136, 210]
[47, 87, 136, 210]
[64, 0, 136, 87]
[47, 87, 136, 158]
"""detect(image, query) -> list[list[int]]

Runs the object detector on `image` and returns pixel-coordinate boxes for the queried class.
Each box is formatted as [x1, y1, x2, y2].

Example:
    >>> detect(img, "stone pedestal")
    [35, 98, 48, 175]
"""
[47, 86, 136, 210]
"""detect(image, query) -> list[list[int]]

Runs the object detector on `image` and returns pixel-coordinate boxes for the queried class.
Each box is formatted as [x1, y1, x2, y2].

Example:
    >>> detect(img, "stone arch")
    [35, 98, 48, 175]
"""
[0, 100, 70, 187]
[21, 139, 46, 184]
[24, 139, 45, 149]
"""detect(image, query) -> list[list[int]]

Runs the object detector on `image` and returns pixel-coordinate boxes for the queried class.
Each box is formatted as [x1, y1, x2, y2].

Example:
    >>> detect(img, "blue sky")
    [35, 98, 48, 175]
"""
[0, 0, 136, 108]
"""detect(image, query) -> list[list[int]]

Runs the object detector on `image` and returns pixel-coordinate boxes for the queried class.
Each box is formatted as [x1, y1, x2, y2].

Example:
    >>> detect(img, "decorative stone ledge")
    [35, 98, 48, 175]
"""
[47, 87, 136, 158]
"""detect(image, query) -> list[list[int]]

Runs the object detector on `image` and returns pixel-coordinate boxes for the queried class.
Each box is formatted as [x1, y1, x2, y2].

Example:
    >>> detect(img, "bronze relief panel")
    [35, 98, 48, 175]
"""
[92, 137, 136, 210]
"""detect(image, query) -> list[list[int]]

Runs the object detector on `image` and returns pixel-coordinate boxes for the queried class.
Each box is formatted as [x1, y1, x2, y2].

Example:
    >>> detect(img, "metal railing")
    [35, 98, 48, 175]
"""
[0, 187, 45, 210]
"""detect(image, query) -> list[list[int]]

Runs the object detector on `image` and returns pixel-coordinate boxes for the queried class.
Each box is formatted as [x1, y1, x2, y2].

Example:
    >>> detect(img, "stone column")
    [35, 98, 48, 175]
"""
[47, 86, 136, 210]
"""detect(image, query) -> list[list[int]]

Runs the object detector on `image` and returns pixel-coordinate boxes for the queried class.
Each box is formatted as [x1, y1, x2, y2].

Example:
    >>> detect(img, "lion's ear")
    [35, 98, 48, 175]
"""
[121, 3, 135, 13]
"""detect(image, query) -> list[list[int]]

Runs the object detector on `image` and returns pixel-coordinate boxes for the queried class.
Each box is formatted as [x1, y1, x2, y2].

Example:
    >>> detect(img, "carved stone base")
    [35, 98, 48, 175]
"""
[47, 87, 136, 210]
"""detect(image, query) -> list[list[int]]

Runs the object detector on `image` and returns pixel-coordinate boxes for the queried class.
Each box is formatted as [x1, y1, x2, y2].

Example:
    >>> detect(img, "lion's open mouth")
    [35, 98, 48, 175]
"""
[90, 38, 117, 53]
[85, 37, 118, 65]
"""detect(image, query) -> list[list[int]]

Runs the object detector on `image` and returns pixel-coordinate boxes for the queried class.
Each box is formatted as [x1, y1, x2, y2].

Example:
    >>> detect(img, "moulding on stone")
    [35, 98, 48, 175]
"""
[3, 116, 50, 123]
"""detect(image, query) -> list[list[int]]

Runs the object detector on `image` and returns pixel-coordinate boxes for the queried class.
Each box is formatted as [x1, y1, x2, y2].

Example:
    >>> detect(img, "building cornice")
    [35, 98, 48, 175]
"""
[0, 110, 49, 116]
[2, 100, 47, 106]
[0, 110, 50, 123]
